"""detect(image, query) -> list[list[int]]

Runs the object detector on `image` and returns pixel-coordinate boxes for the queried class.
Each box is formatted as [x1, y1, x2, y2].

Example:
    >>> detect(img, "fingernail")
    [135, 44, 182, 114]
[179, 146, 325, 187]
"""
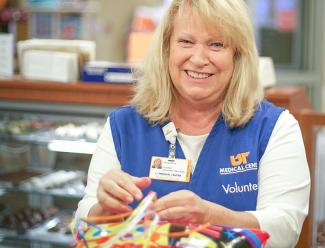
[135, 191, 142, 200]
[122, 207, 132, 213]
[125, 206, 132, 211]
[126, 196, 133, 203]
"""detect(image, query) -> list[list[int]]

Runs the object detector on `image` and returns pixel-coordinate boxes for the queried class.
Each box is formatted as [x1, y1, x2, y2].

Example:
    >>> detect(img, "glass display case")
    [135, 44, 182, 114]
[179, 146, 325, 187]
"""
[0, 110, 105, 247]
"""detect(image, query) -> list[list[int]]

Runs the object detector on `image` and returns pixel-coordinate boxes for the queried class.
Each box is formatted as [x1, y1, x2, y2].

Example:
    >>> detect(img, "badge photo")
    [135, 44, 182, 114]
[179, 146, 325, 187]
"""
[149, 156, 192, 183]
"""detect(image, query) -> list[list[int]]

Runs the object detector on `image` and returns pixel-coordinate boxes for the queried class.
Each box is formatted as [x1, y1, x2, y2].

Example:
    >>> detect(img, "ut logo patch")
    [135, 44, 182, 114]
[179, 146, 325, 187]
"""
[230, 152, 250, 166]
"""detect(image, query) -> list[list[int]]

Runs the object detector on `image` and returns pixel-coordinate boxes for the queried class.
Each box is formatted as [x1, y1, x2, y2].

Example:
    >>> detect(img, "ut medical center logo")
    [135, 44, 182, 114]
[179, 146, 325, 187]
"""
[219, 152, 258, 175]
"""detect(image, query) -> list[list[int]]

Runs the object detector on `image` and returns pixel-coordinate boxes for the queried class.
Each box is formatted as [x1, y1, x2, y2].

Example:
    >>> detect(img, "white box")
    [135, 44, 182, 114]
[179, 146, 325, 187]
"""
[22, 50, 79, 82]
[0, 33, 14, 78]
[17, 39, 96, 82]
[258, 57, 276, 88]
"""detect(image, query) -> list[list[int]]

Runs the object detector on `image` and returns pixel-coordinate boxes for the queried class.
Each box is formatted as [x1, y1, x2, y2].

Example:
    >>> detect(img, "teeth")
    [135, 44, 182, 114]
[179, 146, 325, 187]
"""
[186, 70, 210, 79]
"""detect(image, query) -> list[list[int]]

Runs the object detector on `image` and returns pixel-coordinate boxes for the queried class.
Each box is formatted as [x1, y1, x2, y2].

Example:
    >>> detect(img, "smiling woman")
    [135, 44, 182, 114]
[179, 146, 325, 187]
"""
[168, 6, 235, 133]
[132, 0, 262, 129]
[75, 1, 310, 247]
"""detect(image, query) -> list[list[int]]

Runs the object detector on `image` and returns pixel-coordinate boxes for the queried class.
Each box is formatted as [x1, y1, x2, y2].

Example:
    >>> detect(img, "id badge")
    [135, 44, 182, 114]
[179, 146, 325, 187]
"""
[149, 156, 192, 182]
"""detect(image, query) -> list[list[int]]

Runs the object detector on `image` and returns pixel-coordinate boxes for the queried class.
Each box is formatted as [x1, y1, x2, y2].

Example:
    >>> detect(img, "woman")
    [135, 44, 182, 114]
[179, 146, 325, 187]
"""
[76, 0, 310, 247]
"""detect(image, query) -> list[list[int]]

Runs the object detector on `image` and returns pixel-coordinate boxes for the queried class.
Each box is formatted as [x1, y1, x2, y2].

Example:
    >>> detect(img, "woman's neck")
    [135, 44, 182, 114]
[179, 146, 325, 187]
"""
[171, 100, 222, 136]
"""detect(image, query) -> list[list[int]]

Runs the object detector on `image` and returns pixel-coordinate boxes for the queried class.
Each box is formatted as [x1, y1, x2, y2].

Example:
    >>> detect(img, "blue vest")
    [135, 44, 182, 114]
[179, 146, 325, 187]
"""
[109, 101, 284, 211]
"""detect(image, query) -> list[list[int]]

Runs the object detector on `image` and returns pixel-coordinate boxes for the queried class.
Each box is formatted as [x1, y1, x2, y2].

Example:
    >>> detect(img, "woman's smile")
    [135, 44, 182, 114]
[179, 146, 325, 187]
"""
[185, 70, 212, 79]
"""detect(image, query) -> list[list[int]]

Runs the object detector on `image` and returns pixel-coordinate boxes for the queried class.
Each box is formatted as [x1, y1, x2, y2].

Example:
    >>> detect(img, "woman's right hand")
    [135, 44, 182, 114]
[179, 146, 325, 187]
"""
[89, 169, 151, 216]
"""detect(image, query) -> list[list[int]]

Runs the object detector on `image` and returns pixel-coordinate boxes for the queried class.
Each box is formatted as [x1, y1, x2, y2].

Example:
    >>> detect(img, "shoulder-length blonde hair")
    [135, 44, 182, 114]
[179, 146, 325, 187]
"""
[131, 0, 263, 128]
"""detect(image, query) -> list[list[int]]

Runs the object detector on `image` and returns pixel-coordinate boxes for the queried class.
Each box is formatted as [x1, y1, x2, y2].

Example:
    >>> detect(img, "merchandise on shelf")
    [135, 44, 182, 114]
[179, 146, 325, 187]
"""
[26, 210, 74, 246]
[27, 0, 85, 10]
[0, 8, 28, 33]
[20, 170, 86, 196]
[0, 169, 86, 197]
[0, 206, 59, 234]
[54, 122, 103, 141]
[0, 110, 101, 247]
[0, 169, 44, 187]
[17, 39, 96, 82]
[26, 0, 98, 41]
[82, 61, 136, 84]
[0, 114, 103, 142]
[32, 12, 53, 37]
[27, 0, 61, 8]
[318, 220, 325, 246]
[0, 207, 74, 246]
[0, 118, 60, 137]
[60, 13, 81, 39]
[22, 49, 80, 82]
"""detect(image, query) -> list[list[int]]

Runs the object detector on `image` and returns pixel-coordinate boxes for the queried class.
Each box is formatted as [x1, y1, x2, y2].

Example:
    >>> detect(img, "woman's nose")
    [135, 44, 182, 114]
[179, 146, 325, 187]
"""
[190, 45, 209, 67]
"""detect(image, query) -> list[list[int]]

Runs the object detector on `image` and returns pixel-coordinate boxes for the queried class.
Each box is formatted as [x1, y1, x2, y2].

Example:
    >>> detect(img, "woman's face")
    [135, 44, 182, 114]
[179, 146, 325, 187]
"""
[168, 8, 235, 107]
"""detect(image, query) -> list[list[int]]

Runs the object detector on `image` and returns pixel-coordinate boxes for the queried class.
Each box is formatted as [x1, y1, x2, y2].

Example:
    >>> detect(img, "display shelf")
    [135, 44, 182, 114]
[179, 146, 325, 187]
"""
[1, 185, 84, 200]
[0, 133, 97, 154]
[0, 78, 309, 108]
[25, 0, 99, 39]
[0, 169, 85, 199]
[0, 110, 104, 154]
[0, 210, 74, 247]
[0, 131, 97, 144]
[264, 86, 313, 112]
[0, 231, 73, 248]
[0, 236, 72, 248]
[0, 78, 134, 106]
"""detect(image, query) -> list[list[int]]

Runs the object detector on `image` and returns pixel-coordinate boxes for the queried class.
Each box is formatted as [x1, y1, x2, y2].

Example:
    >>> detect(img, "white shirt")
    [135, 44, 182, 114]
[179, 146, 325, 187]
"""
[76, 110, 310, 248]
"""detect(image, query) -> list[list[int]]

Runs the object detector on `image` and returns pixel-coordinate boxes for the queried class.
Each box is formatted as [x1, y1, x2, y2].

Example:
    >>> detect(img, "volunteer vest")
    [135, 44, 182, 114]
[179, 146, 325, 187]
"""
[109, 101, 284, 211]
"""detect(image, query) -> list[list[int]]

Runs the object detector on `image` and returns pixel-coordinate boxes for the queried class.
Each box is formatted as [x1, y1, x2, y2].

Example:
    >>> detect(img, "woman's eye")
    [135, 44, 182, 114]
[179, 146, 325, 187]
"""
[178, 39, 192, 45]
[210, 42, 224, 49]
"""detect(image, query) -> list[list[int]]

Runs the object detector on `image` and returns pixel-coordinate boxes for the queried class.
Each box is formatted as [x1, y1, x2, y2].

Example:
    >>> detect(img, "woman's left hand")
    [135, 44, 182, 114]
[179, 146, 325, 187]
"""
[154, 190, 210, 224]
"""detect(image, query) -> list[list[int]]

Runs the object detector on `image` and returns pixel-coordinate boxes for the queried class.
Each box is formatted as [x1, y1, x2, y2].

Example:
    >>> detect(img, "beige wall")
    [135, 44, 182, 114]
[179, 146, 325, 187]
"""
[17, 0, 162, 62]
[95, 0, 162, 62]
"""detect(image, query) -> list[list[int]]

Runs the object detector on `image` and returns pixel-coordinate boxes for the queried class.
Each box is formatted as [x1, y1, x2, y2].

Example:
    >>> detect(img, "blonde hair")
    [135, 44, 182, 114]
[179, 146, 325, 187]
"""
[131, 0, 263, 128]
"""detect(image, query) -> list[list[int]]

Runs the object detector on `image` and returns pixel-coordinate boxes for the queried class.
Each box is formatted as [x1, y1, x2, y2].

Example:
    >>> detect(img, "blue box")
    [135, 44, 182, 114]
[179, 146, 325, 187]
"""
[27, 0, 60, 8]
[82, 62, 135, 83]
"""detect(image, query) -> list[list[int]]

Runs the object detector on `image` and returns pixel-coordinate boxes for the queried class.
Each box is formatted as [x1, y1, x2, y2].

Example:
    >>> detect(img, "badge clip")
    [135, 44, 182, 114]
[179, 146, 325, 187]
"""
[162, 122, 178, 159]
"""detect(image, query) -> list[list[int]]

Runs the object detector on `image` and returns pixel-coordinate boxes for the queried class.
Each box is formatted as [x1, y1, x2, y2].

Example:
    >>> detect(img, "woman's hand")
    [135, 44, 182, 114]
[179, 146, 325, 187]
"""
[154, 190, 210, 224]
[91, 169, 151, 216]
[154, 190, 260, 229]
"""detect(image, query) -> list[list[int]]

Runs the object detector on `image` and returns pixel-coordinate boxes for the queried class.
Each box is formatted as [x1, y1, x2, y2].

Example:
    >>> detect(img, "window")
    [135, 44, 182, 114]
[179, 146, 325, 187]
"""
[248, 0, 302, 69]
[247, 0, 324, 110]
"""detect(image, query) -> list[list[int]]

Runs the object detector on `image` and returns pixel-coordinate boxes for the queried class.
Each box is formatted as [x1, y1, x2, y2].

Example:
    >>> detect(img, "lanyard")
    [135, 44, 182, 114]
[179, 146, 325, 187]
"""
[162, 122, 178, 159]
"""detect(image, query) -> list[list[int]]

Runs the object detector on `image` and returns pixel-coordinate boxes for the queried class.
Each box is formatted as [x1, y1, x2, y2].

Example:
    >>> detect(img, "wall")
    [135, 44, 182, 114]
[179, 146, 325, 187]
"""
[95, 0, 162, 62]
